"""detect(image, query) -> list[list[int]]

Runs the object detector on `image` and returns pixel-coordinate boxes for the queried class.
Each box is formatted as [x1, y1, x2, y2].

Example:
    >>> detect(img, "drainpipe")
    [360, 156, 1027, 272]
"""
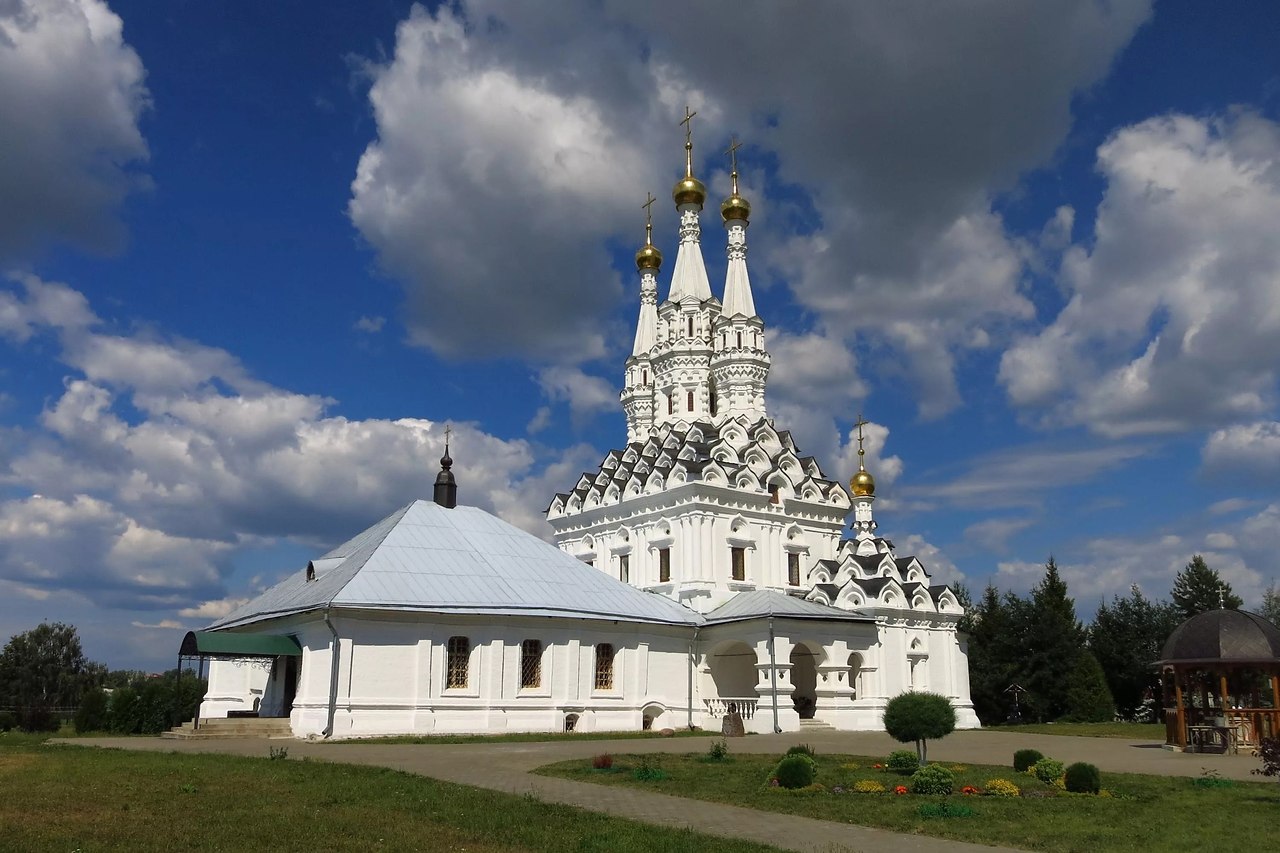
[323, 608, 340, 738]
[687, 625, 699, 729]
[768, 616, 781, 733]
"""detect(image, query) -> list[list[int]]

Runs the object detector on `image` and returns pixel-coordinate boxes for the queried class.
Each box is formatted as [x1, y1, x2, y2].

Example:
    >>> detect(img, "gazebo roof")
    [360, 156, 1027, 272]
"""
[1156, 609, 1280, 666]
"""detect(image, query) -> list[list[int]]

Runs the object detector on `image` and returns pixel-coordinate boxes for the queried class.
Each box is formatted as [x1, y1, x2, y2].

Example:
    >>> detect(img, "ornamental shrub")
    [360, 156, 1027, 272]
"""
[853, 780, 886, 793]
[985, 778, 1021, 797]
[707, 739, 729, 761]
[786, 743, 816, 758]
[1013, 748, 1043, 772]
[1254, 737, 1280, 781]
[1033, 757, 1065, 783]
[882, 690, 956, 765]
[773, 754, 817, 789]
[1064, 762, 1101, 794]
[591, 753, 614, 770]
[886, 750, 919, 772]
[909, 763, 955, 795]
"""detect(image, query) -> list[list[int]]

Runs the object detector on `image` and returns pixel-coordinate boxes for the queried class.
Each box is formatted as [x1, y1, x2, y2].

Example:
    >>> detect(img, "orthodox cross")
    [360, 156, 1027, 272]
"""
[854, 412, 870, 463]
[443, 423, 452, 454]
[642, 191, 656, 239]
[725, 136, 743, 193]
[680, 105, 697, 146]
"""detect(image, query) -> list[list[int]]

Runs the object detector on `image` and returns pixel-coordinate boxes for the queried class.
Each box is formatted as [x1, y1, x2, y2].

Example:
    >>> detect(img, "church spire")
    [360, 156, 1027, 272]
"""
[849, 414, 877, 538]
[632, 193, 661, 355]
[668, 106, 712, 302]
[720, 136, 756, 318]
[433, 424, 457, 509]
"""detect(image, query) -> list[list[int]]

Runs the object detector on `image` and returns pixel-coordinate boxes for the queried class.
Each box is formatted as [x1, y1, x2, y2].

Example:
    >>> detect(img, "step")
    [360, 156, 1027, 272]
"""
[163, 717, 293, 739]
[798, 719, 834, 729]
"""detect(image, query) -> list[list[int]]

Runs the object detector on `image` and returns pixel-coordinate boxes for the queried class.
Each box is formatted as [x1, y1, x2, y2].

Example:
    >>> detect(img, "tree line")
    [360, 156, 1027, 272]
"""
[961, 554, 1279, 725]
[0, 622, 203, 734]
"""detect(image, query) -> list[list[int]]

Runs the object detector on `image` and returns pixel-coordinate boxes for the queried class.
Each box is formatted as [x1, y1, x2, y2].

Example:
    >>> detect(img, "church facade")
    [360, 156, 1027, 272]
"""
[195, 127, 978, 737]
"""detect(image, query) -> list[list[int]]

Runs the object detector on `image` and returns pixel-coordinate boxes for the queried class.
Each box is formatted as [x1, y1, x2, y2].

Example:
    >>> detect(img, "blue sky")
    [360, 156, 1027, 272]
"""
[2, 0, 1280, 670]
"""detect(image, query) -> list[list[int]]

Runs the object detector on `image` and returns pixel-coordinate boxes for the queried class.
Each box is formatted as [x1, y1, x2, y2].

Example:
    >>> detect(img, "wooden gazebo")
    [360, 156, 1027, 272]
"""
[1156, 608, 1280, 753]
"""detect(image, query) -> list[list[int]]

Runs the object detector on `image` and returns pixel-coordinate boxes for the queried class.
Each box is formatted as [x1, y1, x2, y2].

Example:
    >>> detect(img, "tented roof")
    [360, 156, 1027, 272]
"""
[210, 501, 702, 630]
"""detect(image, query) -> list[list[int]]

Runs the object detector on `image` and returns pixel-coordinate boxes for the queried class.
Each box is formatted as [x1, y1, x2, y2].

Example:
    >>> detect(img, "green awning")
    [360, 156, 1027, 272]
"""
[180, 630, 302, 658]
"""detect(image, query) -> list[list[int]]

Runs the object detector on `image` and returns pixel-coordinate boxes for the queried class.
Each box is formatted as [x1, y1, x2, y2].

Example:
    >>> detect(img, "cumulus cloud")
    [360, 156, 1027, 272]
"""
[0, 275, 566, 612]
[1203, 421, 1280, 482]
[0, 0, 150, 261]
[354, 315, 385, 333]
[535, 365, 618, 426]
[1001, 111, 1280, 436]
[349, 0, 1151, 412]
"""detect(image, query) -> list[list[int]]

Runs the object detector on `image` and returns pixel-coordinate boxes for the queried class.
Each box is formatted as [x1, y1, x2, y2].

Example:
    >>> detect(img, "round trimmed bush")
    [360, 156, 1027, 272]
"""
[886, 750, 919, 772]
[909, 764, 955, 795]
[985, 778, 1021, 797]
[786, 743, 816, 758]
[1064, 762, 1101, 794]
[1033, 757, 1065, 783]
[1013, 748, 1043, 772]
[773, 754, 817, 789]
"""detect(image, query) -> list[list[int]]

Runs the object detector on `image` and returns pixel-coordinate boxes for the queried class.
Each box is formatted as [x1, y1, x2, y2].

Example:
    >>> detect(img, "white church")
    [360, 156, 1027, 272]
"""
[191, 125, 978, 738]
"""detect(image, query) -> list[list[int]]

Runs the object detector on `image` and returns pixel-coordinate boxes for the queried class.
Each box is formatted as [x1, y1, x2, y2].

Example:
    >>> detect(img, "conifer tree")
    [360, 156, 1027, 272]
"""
[1259, 582, 1280, 627]
[1089, 585, 1181, 719]
[1064, 649, 1115, 723]
[1024, 557, 1084, 721]
[1171, 555, 1242, 620]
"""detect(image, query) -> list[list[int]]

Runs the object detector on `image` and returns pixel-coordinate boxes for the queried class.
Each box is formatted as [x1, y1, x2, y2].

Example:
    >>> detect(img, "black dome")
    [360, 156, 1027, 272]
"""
[1158, 609, 1280, 665]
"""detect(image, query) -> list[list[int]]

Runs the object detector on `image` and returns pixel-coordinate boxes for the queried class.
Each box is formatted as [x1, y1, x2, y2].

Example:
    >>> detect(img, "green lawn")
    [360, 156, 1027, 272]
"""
[538, 748, 1279, 853]
[0, 732, 775, 853]
[979, 722, 1165, 739]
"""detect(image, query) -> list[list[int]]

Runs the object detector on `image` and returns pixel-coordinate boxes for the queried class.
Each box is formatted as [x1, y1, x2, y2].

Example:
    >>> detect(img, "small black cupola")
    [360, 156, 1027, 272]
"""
[433, 428, 457, 509]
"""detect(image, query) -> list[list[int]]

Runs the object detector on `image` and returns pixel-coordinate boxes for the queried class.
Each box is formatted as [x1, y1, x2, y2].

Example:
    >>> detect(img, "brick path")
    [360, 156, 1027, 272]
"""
[63, 728, 1263, 853]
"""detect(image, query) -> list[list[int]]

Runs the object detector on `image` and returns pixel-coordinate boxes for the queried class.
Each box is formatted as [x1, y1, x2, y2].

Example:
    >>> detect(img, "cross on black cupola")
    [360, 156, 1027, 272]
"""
[434, 424, 457, 509]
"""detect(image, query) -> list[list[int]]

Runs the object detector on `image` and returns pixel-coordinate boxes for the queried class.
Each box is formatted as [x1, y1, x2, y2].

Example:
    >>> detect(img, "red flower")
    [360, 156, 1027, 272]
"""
[873, 763, 884, 770]
[893, 785, 908, 795]
[961, 786, 981, 795]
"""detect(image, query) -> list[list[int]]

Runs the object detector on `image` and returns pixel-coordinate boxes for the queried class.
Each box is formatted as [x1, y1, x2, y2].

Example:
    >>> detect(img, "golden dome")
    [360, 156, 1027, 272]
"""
[850, 467, 876, 497]
[635, 241, 663, 271]
[721, 192, 750, 223]
[672, 174, 707, 208]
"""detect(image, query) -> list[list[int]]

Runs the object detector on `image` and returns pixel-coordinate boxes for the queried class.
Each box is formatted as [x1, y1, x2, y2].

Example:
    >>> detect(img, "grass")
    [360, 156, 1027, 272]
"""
[981, 722, 1165, 739]
[0, 731, 776, 853]
[322, 728, 714, 745]
[538, 749, 1280, 853]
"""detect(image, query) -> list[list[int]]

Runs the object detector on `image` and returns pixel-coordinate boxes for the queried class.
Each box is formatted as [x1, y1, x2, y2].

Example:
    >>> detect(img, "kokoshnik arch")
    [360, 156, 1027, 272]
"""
[190, 113, 978, 737]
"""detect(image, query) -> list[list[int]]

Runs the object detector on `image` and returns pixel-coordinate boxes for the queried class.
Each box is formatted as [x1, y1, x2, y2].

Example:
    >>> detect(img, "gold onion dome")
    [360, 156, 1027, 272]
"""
[673, 172, 707, 208]
[850, 467, 876, 497]
[721, 190, 750, 223]
[635, 241, 662, 271]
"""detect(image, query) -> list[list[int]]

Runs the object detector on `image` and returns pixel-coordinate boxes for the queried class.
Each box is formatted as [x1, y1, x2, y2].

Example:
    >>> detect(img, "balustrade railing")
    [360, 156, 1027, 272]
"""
[704, 697, 758, 720]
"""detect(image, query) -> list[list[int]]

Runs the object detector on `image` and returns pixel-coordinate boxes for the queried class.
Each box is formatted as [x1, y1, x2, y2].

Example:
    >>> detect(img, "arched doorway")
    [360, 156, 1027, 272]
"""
[790, 643, 821, 719]
[848, 652, 863, 700]
[707, 641, 760, 721]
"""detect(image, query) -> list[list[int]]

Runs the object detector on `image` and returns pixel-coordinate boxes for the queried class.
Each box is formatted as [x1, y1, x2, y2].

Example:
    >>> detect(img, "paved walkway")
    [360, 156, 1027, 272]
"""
[61, 729, 1263, 853]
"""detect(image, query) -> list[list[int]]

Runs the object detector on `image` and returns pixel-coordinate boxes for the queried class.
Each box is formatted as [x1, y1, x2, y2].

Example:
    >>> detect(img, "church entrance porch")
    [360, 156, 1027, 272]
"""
[180, 631, 303, 730]
[703, 640, 762, 728]
[790, 643, 820, 720]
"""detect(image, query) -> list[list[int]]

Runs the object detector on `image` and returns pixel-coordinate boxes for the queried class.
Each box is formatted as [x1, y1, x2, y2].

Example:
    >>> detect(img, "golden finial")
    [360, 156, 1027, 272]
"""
[672, 106, 707, 208]
[850, 412, 876, 497]
[680, 106, 697, 176]
[636, 191, 663, 271]
[721, 135, 750, 223]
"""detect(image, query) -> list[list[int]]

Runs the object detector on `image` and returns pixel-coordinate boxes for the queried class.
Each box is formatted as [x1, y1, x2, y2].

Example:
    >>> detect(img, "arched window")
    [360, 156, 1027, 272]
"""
[658, 547, 671, 582]
[730, 546, 746, 581]
[788, 552, 801, 586]
[520, 639, 542, 689]
[687, 316, 694, 337]
[642, 368, 648, 385]
[667, 394, 674, 415]
[736, 331, 742, 348]
[687, 390, 695, 411]
[619, 553, 630, 583]
[446, 636, 470, 689]
[709, 392, 717, 416]
[594, 643, 615, 690]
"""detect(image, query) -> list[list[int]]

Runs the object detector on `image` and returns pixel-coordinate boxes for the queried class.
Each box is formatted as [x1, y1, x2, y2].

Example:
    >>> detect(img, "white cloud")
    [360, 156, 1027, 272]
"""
[0, 276, 560, 612]
[897, 533, 963, 586]
[349, 0, 1151, 410]
[965, 516, 1037, 553]
[535, 365, 617, 425]
[1203, 421, 1280, 482]
[178, 597, 250, 620]
[1001, 111, 1280, 437]
[354, 315, 385, 333]
[0, 0, 150, 261]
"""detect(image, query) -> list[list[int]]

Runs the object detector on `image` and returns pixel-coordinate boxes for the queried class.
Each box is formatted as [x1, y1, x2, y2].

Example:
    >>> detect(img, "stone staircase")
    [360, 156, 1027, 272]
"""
[798, 718, 835, 731]
[162, 717, 294, 740]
